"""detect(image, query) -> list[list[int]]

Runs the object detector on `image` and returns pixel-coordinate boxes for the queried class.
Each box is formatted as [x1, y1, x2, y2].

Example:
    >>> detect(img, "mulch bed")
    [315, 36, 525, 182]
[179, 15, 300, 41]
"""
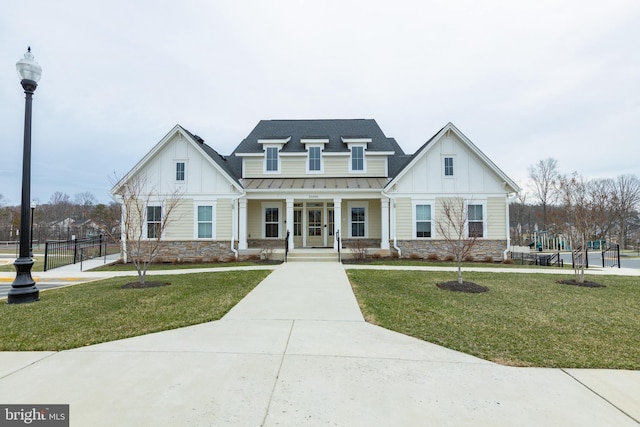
[557, 279, 606, 288]
[121, 281, 171, 289]
[436, 281, 489, 293]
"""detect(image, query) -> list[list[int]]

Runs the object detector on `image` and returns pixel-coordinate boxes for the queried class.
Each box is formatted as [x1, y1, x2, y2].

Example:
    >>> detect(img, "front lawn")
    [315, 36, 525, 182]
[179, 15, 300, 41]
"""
[347, 270, 640, 369]
[0, 270, 270, 351]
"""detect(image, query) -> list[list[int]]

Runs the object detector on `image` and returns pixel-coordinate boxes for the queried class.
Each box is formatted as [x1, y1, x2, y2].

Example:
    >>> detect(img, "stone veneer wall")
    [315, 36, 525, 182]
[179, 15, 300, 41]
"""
[395, 240, 507, 261]
[148, 241, 236, 263]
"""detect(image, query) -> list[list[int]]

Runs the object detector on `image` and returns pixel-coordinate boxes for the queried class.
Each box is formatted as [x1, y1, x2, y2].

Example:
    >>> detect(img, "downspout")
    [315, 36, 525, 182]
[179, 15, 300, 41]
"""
[230, 190, 246, 260]
[503, 193, 518, 260]
[381, 188, 401, 257]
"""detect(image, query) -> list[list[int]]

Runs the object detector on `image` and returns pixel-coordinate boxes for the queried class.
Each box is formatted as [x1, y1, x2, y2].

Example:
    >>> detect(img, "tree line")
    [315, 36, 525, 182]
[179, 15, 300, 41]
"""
[510, 158, 640, 251]
[0, 191, 120, 243]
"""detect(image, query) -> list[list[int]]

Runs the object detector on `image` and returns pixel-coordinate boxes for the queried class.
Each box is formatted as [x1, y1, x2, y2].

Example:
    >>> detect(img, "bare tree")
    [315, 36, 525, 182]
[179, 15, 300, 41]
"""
[611, 175, 640, 249]
[112, 174, 182, 285]
[558, 173, 610, 284]
[436, 197, 480, 285]
[528, 158, 559, 231]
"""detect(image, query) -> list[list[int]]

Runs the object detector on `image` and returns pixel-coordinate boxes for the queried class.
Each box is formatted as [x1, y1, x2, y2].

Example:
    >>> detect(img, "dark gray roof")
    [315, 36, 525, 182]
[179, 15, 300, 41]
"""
[179, 126, 242, 186]
[232, 119, 405, 155]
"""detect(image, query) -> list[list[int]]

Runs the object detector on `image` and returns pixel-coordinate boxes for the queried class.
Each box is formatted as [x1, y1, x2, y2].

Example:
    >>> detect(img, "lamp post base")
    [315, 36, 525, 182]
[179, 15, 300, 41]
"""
[7, 257, 39, 304]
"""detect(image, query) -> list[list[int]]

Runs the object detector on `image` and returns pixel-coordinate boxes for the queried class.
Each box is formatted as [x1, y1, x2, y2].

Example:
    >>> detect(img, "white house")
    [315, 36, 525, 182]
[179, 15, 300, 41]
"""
[112, 119, 520, 261]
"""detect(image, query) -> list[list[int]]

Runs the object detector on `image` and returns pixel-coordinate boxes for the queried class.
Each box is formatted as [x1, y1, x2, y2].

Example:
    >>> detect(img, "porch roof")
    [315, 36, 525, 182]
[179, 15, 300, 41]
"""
[243, 177, 388, 191]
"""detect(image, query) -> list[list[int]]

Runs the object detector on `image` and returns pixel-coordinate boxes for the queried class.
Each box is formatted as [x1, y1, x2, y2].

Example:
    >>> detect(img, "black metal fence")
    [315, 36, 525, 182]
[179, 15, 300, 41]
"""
[44, 235, 118, 271]
[510, 251, 563, 267]
[602, 244, 620, 268]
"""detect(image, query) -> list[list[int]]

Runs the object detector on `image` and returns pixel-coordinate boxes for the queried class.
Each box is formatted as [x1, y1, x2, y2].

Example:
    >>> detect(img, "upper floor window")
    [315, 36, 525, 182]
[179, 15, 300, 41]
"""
[416, 204, 432, 238]
[265, 147, 279, 172]
[308, 146, 321, 172]
[468, 204, 484, 237]
[351, 146, 364, 172]
[176, 162, 186, 181]
[444, 157, 454, 176]
[147, 206, 162, 239]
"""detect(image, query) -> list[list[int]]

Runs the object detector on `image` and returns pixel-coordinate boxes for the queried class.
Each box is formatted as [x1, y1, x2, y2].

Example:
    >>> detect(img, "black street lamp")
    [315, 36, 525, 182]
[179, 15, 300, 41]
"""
[8, 47, 42, 304]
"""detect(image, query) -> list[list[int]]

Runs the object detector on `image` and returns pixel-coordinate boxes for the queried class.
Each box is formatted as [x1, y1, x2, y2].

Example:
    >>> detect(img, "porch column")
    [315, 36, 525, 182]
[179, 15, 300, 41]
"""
[333, 198, 342, 250]
[286, 198, 294, 250]
[381, 197, 390, 250]
[238, 199, 248, 250]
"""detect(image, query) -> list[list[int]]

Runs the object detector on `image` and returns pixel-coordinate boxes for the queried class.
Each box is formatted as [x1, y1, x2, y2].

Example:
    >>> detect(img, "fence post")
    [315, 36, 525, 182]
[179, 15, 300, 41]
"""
[44, 241, 49, 272]
[73, 237, 78, 264]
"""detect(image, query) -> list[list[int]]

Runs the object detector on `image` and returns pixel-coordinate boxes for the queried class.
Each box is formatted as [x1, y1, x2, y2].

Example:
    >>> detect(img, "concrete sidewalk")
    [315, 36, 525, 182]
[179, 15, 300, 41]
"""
[0, 262, 638, 426]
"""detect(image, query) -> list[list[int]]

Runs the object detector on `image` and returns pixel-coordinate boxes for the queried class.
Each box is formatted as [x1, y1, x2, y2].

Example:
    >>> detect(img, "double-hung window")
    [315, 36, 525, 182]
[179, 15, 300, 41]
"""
[147, 206, 162, 238]
[351, 146, 364, 171]
[308, 146, 321, 172]
[467, 204, 484, 237]
[265, 207, 279, 238]
[350, 207, 366, 237]
[197, 206, 213, 238]
[444, 157, 454, 176]
[416, 204, 432, 238]
[176, 162, 186, 181]
[266, 147, 279, 172]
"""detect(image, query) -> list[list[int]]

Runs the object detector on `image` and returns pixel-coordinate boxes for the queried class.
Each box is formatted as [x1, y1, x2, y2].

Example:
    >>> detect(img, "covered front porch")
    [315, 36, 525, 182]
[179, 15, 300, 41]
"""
[234, 178, 391, 253]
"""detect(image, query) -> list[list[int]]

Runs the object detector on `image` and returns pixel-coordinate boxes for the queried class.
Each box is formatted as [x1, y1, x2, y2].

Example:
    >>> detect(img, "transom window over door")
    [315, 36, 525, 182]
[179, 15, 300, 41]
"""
[468, 204, 483, 237]
[147, 206, 162, 238]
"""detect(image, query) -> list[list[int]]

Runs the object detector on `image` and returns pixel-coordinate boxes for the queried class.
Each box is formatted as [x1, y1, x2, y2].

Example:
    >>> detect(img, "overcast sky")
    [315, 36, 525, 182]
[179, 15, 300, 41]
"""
[1, 0, 638, 205]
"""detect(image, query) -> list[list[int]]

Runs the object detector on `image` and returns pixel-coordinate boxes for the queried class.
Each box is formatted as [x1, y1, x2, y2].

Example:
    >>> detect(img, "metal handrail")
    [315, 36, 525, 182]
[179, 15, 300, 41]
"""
[284, 230, 290, 262]
[336, 229, 341, 262]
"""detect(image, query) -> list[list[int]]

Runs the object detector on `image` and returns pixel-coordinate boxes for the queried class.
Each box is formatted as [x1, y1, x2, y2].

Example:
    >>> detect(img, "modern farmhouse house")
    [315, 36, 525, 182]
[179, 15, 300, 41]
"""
[112, 119, 520, 261]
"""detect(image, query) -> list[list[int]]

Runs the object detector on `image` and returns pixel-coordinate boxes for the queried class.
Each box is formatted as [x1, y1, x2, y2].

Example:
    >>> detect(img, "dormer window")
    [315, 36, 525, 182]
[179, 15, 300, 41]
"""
[351, 146, 364, 171]
[265, 146, 279, 172]
[258, 137, 289, 174]
[308, 146, 321, 171]
[342, 138, 370, 173]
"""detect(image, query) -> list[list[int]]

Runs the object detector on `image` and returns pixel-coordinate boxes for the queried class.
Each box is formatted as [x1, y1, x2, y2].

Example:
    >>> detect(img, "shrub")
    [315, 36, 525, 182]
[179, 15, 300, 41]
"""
[409, 253, 422, 260]
[444, 255, 455, 262]
[348, 240, 368, 260]
[260, 246, 274, 261]
[426, 253, 440, 261]
[463, 255, 475, 262]
[483, 256, 494, 263]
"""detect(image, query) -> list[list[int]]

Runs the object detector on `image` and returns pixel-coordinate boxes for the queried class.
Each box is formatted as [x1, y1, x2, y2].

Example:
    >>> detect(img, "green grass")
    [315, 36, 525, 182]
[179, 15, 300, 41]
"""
[0, 258, 44, 272]
[0, 270, 270, 351]
[347, 270, 640, 369]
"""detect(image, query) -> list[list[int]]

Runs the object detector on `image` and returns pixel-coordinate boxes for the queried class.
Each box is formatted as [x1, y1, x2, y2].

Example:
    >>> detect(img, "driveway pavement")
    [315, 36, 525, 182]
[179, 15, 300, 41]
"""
[0, 262, 638, 426]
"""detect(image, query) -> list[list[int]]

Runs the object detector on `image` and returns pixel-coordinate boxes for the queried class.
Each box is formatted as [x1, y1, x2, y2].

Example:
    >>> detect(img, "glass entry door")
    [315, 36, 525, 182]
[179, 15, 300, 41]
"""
[307, 204, 323, 247]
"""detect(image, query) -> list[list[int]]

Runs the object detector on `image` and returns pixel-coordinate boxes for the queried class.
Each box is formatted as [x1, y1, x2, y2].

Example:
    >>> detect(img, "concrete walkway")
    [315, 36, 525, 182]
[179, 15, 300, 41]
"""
[0, 262, 639, 426]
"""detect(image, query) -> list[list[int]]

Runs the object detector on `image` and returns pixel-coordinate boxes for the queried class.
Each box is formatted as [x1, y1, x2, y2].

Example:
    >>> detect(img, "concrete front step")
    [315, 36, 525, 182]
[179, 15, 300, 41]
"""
[286, 249, 340, 263]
